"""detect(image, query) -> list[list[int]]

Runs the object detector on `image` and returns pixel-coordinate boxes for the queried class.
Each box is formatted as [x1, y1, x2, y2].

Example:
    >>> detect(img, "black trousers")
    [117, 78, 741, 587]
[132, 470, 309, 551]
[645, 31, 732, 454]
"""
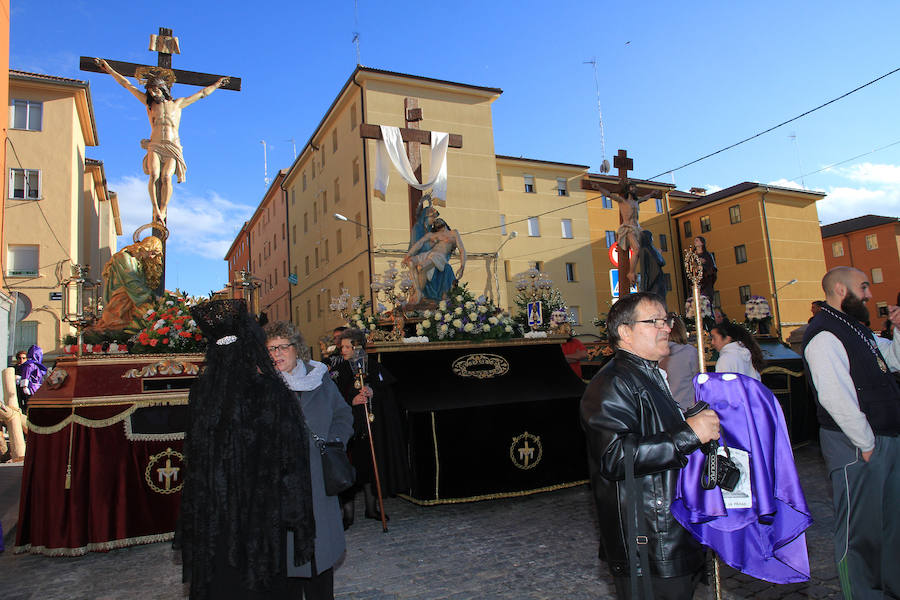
[613, 568, 703, 600]
[290, 567, 334, 600]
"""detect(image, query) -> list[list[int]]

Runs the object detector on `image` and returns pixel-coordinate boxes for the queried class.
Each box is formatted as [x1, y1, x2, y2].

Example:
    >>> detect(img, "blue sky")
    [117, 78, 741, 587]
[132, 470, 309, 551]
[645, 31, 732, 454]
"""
[13, 0, 900, 297]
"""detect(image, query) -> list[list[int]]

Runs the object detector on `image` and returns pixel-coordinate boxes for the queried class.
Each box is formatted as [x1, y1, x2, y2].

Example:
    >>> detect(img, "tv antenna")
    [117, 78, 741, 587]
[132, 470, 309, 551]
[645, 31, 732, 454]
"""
[584, 57, 610, 173]
[286, 138, 297, 160]
[260, 140, 269, 187]
[788, 132, 806, 188]
[352, 0, 362, 65]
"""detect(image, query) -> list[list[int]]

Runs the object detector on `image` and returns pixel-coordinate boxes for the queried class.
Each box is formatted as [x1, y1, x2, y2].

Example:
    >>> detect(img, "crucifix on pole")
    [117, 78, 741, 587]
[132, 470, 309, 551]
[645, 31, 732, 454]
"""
[581, 148, 661, 298]
[358, 98, 463, 228]
[80, 27, 241, 295]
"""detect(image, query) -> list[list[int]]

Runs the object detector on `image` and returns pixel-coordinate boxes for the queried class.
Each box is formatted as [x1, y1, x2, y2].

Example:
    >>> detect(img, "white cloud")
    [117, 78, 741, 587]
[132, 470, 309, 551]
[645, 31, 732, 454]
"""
[834, 162, 900, 185]
[703, 184, 723, 194]
[110, 174, 254, 260]
[767, 178, 805, 190]
[815, 185, 900, 225]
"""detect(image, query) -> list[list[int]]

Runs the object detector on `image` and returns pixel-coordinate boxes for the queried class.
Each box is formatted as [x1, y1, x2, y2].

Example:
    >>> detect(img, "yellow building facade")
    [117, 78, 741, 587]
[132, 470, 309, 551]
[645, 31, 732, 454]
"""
[670, 183, 826, 338]
[5, 71, 119, 357]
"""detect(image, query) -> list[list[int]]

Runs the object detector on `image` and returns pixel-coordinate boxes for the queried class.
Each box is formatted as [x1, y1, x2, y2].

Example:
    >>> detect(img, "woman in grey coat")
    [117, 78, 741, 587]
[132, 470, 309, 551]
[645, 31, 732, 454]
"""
[265, 321, 354, 600]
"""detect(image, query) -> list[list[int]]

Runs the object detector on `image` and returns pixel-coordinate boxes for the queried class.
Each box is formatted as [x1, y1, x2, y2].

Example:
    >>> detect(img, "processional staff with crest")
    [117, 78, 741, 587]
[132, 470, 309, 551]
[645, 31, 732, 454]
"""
[81, 27, 240, 293]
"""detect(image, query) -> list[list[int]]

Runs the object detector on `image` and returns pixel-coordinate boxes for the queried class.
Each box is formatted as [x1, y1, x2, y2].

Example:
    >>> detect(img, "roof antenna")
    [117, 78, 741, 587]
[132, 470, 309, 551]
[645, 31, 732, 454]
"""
[352, 0, 362, 66]
[584, 57, 610, 174]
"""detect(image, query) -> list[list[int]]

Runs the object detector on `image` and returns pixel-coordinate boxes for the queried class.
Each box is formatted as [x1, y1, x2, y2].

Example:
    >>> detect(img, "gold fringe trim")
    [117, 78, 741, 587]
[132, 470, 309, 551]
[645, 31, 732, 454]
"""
[760, 365, 804, 378]
[397, 479, 589, 506]
[27, 406, 139, 434]
[13, 531, 174, 556]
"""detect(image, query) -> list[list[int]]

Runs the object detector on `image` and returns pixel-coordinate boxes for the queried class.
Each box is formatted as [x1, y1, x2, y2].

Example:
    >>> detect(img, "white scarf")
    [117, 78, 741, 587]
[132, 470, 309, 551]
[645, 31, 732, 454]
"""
[374, 125, 449, 204]
[279, 359, 328, 392]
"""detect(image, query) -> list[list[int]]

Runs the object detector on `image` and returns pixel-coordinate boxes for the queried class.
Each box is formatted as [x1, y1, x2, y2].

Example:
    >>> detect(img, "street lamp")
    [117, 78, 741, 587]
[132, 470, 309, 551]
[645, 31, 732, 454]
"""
[492, 231, 518, 305]
[61, 264, 100, 357]
[773, 278, 799, 339]
[334, 212, 370, 236]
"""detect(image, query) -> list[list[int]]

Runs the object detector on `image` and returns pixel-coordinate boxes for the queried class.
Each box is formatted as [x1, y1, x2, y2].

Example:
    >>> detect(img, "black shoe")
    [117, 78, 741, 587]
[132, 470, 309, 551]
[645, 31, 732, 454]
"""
[364, 510, 389, 521]
[342, 515, 354, 530]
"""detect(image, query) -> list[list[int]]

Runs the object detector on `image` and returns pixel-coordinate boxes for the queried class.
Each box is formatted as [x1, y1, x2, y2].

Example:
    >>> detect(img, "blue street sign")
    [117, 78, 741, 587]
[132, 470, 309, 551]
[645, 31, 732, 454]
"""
[609, 269, 638, 298]
[288, 273, 298, 285]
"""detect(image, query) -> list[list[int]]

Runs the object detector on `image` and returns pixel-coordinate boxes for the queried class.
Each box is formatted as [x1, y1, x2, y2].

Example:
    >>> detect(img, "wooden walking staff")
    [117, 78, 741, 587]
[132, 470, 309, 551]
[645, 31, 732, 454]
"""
[684, 248, 721, 599]
[352, 347, 388, 532]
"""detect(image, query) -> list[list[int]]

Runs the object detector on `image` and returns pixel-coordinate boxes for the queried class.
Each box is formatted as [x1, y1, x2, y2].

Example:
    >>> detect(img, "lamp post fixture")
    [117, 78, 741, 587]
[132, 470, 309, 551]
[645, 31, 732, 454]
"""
[772, 278, 799, 339]
[61, 264, 100, 357]
[235, 270, 262, 315]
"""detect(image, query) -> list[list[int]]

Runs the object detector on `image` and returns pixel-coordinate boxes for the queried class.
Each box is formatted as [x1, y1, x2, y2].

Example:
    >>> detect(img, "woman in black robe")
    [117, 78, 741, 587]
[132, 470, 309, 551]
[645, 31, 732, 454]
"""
[333, 329, 409, 528]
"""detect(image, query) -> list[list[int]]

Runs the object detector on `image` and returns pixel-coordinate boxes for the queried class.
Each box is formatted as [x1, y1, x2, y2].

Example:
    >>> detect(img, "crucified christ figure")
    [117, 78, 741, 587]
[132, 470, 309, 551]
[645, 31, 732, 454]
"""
[95, 58, 228, 223]
[595, 182, 662, 283]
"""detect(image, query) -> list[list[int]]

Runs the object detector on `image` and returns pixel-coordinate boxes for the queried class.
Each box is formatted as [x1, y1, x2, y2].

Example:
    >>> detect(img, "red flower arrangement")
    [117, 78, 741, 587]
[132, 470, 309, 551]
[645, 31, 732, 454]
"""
[129, 290, 207, 354]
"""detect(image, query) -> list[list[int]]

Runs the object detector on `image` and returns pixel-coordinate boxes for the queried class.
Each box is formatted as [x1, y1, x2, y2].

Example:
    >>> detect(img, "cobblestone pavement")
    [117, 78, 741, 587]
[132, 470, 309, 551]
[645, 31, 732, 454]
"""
[0, 443, 840, 599]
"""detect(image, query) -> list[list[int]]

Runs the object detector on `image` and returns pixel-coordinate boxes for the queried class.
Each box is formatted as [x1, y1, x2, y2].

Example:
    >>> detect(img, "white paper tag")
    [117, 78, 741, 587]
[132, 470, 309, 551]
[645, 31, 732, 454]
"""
[719, 446, 752, 509]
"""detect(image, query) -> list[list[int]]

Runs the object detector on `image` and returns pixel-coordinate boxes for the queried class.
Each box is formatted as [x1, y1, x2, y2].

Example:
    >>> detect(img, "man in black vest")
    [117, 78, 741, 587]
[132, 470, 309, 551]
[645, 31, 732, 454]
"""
[802, 266, 900, 599]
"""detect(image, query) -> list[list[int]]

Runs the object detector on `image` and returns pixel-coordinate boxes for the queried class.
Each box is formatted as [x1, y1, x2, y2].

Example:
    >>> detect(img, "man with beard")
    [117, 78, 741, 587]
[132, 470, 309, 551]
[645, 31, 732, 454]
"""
[95, 58, 229, 223]
[802, 266, 900, 599]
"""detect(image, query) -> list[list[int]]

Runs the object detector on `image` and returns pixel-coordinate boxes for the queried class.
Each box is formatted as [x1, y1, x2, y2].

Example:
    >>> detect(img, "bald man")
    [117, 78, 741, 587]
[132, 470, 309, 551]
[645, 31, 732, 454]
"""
[801, 266, 900, 599]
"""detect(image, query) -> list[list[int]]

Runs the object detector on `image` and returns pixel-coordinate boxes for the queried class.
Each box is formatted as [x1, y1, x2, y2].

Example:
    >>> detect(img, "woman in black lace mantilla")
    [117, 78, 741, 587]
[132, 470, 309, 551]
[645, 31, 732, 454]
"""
[175, 299, 316, 599]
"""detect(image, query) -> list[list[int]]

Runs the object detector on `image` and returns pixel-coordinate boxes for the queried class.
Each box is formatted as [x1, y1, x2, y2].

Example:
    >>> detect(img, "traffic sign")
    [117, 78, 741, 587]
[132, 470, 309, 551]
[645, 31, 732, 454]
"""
[608, 242, 636, 268]
[288, 273, 298, 285]
[609, 269, 638, 298]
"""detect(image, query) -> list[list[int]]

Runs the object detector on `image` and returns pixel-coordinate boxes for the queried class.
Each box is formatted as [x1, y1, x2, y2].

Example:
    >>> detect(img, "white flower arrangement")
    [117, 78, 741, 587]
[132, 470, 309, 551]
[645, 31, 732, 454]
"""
[684, 295, 713, 319]
[744, 295, 771, 320]
[402, 336, 430, 344]
[524, 331, 548, 339]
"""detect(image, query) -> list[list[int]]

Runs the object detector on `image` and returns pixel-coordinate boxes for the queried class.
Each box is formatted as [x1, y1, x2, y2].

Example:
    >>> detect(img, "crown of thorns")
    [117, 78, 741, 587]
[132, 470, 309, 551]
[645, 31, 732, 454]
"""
[134, 66, 176, 89]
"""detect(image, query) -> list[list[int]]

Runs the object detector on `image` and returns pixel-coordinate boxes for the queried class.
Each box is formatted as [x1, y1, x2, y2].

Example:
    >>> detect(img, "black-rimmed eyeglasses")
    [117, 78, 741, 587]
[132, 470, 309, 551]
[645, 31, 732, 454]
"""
[266, 343, 295, 354]
[628, 316, 674, 329]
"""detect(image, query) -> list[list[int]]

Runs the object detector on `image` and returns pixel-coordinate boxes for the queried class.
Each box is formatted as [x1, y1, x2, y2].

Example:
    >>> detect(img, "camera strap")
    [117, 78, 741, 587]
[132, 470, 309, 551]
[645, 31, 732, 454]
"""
[624, 436, 654, 599]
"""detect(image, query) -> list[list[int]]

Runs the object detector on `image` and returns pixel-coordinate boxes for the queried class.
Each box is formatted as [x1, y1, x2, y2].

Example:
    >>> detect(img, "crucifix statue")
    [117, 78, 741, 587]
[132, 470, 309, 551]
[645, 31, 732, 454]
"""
[582, 149, 661, 297]
[81, 27, 240, 294]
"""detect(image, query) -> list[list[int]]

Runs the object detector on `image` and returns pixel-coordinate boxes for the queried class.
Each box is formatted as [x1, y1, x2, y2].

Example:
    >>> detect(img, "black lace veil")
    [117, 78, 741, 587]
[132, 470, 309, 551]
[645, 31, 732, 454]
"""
[175, 299, 315, 599]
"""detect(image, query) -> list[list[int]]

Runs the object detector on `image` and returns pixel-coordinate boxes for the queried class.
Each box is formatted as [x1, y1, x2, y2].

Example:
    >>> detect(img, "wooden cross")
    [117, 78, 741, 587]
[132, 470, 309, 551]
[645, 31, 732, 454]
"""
[359, 98, 463, 227]
[79, 27, 241, 90]
[614, 149, 633, 185]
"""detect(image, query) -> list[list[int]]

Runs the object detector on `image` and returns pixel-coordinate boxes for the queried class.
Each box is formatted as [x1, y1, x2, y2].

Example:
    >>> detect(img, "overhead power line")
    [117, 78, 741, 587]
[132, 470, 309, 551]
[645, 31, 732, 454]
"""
[647, 66, 900, 181]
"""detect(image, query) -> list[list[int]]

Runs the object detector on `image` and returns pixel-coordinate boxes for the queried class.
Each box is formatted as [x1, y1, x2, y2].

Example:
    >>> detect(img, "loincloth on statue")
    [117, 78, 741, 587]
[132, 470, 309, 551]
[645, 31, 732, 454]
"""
[142, 139, 186, 183]
[616, 223, 642, 252]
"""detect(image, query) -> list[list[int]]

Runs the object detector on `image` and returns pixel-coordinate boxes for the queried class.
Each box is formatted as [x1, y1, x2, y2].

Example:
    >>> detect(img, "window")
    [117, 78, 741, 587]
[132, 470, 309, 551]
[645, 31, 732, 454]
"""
[504, 260, 512, 281]
[291, 189, 296, 206]
[832, 241, 844, 257]
[524, 174, 535, 193]
[569, 306, 581, 325]
[497, 171, 503, 191]
[332, 129, 338, 153]
[663, 273, 672, 292]
[336, 229, 343, 254]
[305, 256, 310, 275]
[605, 230, 616, 248]
[293, 225, 297, 244]
[283, 261, 287, 277]
[565, 262, 576, 282]
[313, 202, 318, 223]
[355, 212, 362, 239]
[311, 161, 316, 179]
[527, 217, 540, 237]
[314, 248, 319, 268]
[324, 239, 330, 263]
[14, 321, 37, 351]
[500, 214, 507, 236]
[350, 103, 357, 130]
[321, 190, 327, 213]
[317, 294, 322, 316]
[320, 144, 325, 167]
[9, 168, 40, 199]
[7, 245, 38, 277]
[700, 215, 711, 233]
[304, 213, 308, 233]
[734, 244, 747, 264]
[11, 99, 42, 131]
[655, 198, 663, 214]
[729, 205, 741, 224]
[602, 195, 613, 209]
[683, 221, 692, 238]
[352, 158, 360, 185]
[556, 178, 568, 196]
[302, 172, 307, 191]
[334, 178, 340, 203]
[357, 270, 365, 295]
[534, 261, 544, 272]
[659, 234, 668, 252]
[560, 219, 573, 239]
[866, 234, 878, 250]
[872, 267, 884, 284]
[306, 299, 312, 322]
[739, 285, 751, 304]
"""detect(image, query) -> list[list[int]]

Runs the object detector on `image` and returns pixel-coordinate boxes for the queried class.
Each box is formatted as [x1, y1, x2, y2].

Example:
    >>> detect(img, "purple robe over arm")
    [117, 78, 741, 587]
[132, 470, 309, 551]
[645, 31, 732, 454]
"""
[671, 372, 812, 584]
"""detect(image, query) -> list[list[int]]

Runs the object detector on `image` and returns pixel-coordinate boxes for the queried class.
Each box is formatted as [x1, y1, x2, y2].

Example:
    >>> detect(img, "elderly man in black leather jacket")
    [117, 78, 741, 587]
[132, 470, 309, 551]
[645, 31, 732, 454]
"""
[581, 292, 720, 600]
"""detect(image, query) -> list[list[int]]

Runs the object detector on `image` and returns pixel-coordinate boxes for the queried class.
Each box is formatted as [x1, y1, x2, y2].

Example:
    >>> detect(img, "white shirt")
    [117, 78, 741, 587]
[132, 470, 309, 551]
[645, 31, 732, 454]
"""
[804, 326, 900, 452]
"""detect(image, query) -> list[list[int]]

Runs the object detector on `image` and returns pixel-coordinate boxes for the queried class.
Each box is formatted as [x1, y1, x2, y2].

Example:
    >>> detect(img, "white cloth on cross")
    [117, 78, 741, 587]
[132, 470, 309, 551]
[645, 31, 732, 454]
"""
[374, 125, 449, 204]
